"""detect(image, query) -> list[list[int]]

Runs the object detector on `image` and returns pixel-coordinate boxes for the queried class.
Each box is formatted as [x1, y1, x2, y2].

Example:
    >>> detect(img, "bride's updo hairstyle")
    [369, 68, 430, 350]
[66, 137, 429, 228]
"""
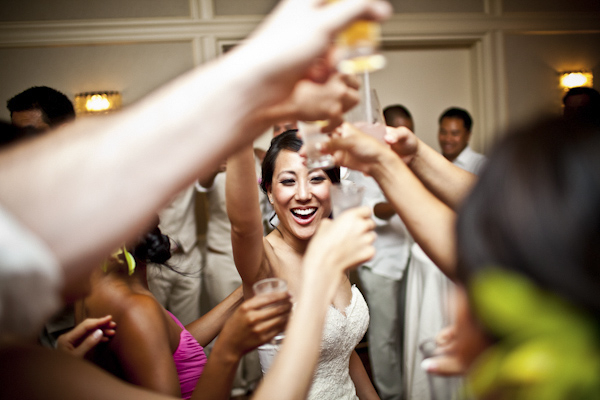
[260, 129, 302, 194]
[260, 129, 341, 195]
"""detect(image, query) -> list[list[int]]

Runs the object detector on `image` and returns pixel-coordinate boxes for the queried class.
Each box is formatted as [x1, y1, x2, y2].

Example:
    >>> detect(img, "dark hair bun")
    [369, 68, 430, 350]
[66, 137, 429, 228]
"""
[133, 226, 171, 264]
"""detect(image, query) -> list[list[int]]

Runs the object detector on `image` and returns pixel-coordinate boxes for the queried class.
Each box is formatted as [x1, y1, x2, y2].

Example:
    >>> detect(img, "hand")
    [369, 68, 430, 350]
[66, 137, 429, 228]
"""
[264, 72, 360, 132]
[305, 206, 376, 278]
[290, 72, 361, 130]
[56, 315, 116, 358]
[240, 0, 392, 106]
[420, 325, 467, 376]
[217, 291, 292, 357]
[384, 126, 419, 165]
[421, 289, 492, 376]
[321, 122, 393, 175]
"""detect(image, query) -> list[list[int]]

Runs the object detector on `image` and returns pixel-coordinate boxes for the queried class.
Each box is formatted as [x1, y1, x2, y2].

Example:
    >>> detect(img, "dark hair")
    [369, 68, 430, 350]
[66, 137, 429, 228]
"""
[562, 87, 600, 125]
[7, 86, 75, 127]
[260, 129, 340, 196]
[456, 117, 600, 319]
[439, 107, 472, 132]
[260, 129, 303, 194]
[131, 224, 171, 265]
[383, 104, 413, 126]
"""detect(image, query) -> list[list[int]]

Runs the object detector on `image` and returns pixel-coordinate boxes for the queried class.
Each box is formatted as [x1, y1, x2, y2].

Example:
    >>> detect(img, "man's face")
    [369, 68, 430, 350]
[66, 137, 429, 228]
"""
[11, 109, 50, 133]
[438, 117, 470, 161]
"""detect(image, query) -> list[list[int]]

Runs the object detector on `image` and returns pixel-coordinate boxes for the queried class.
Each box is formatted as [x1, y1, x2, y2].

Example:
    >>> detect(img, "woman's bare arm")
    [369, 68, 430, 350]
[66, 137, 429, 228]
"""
[226, 146, 268, 293]
[385, 126, 476, 211]
[326, 125, 458, 279]
[185, 286, 244, 347]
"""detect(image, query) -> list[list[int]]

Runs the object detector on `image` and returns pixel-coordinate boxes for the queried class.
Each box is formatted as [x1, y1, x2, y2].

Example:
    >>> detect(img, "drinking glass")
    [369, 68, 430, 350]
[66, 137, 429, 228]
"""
[331, 0, 386, 74]
[298, 120, 336, 169]
[253, 277, 288, 344]
[346, 84, 387, 143]
[329, 181, 365, 218]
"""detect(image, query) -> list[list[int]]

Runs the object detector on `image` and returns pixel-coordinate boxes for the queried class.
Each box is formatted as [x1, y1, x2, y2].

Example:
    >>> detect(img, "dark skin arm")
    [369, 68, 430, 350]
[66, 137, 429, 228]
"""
[185, 285, 244, 347]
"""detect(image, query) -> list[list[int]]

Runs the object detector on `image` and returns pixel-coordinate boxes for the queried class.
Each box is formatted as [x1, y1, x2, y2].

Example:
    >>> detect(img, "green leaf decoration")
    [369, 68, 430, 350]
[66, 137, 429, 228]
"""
[100, 246, 136, 275]
[123, 246, 136, 275]
[466, 267, 600, 400]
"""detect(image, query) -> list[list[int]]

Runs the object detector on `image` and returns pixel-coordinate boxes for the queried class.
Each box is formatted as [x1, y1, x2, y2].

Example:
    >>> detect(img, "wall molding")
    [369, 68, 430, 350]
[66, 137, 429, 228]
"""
[0, 7, 597, 145]
[1, 12, 598, 48]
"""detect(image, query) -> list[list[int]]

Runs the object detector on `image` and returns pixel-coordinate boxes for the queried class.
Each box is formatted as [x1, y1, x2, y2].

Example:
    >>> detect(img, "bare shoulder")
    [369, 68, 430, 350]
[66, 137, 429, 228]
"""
[117, 293, 168, 332]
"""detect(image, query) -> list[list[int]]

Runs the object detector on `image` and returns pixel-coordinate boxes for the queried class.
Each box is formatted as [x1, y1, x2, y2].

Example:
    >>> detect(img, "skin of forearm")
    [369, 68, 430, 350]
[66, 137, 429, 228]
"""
[226, 146, 264, 232]
[0, 43, 286, 278]
[408, 139, 476, 211]
[349, 351, 379, 400]
[191, 337, 240, 400]
[369, 151, 458, 280]
[254, 265, 340, 400]
[186, 286, 243, 347]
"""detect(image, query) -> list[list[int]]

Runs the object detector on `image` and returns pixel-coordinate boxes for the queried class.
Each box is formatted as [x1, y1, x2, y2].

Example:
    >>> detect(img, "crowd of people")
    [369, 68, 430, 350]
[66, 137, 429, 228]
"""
[1, 0, 600, 399]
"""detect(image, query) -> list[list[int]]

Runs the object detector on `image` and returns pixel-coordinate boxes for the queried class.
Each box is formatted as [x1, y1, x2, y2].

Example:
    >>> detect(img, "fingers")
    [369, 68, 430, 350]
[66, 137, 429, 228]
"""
[304, 57, 334, 84]
[62, 315, 113, 344]
[420, 354, 466, 377]
[340, 73, 360, 90]
[249, 291, 291, 309]
[70, 329, 104, 358]
[78, 315, 114, 332]
[56, 315, 116, 357]
[317, 0, 392, 34]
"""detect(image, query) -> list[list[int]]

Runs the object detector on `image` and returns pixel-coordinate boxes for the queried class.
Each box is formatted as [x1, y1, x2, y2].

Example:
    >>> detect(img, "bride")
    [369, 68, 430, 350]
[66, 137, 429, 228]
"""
[226, 130, 379, 400]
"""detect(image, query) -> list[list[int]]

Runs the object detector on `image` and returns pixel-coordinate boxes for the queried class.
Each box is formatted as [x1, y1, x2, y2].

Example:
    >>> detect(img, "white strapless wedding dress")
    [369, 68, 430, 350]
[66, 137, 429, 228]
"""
[258, 285, 370, 400]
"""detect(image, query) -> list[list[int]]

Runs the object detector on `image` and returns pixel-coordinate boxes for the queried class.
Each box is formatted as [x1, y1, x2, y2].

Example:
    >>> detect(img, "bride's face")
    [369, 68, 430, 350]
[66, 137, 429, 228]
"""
[268, 150, 331, 241]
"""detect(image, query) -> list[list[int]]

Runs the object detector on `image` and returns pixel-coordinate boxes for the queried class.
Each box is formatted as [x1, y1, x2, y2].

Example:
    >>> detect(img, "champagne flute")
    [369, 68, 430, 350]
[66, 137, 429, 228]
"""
[345, 74, 387, 143]
[331, 0, 386, 74]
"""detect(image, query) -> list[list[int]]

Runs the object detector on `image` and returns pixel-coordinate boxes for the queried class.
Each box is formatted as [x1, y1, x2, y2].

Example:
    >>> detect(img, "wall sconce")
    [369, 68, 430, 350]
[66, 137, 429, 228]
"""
[74, 91, 122, 115]
[559, 71, 593, 91]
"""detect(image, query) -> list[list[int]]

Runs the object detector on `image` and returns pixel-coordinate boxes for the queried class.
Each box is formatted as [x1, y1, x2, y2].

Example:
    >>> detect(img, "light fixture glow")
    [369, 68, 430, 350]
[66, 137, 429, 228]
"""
[559, 71, 593, 90]
[75, 91, 122, 114]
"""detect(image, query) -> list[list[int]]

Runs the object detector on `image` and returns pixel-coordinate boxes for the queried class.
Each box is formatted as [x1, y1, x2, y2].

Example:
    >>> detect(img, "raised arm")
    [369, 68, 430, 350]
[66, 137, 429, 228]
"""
[0, 0, 390, 292]
[185, 286, 244, 347]
[325, 124, 459, 279]
[385, 126, 476, 211]
[226, 146, 268, 293]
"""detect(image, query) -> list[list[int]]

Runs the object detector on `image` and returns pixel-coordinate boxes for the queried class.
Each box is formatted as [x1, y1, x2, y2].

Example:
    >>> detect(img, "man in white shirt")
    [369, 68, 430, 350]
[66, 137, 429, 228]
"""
[437, 107, 486, 174]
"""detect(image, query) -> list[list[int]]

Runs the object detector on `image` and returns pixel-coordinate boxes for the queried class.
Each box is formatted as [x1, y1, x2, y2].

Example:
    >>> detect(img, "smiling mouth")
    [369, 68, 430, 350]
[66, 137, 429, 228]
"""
[291, 207, 317, 220]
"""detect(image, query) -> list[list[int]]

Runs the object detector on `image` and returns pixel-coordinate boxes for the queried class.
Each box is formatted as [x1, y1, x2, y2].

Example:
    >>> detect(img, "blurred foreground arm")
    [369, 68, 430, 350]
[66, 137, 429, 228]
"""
[0, 0, 391, 297]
